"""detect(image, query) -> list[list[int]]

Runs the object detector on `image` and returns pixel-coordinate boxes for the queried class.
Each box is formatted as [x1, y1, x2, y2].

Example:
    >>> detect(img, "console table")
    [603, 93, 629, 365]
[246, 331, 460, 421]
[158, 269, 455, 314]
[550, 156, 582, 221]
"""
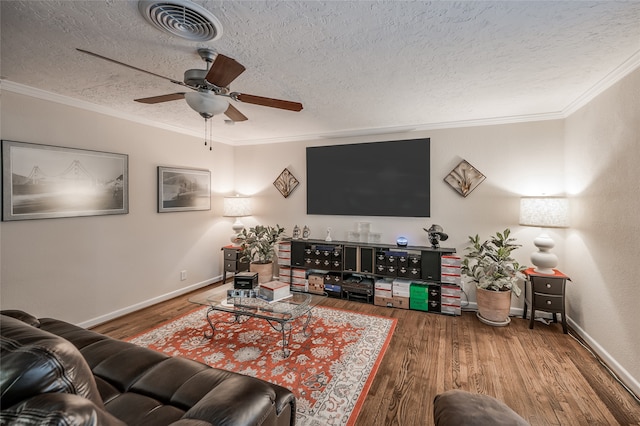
[282, 238, 462, 316]
[523, 268, 571, 334]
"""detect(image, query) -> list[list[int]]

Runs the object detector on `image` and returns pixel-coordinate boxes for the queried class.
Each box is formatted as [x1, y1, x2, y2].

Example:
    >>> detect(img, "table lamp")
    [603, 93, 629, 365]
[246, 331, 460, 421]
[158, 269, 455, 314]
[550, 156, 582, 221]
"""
[223, 195, 251, 245]
[519, 197, 569, 274]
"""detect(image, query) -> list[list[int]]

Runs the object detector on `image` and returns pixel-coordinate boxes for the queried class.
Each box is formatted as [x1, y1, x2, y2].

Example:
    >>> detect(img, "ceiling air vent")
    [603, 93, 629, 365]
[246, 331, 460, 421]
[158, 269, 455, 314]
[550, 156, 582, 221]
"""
[138, 0, 223, 42]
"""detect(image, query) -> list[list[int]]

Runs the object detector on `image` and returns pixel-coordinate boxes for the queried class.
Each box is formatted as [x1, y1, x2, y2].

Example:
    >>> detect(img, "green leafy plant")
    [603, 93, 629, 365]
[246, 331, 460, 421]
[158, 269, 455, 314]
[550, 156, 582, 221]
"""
[461, 228, 526, 296]
[236, 225, 285, 264]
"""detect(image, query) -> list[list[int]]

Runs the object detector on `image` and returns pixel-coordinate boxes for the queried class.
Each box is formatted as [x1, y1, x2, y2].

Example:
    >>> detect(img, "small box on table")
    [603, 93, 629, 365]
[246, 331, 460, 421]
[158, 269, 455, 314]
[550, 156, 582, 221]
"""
[258, 281, 291, 302]
[234, 272, 258, 289]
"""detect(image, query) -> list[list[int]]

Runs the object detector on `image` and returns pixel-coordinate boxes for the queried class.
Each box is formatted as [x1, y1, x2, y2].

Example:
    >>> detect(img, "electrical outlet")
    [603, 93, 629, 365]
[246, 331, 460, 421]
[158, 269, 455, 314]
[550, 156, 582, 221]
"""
[180, 270, 187, 281]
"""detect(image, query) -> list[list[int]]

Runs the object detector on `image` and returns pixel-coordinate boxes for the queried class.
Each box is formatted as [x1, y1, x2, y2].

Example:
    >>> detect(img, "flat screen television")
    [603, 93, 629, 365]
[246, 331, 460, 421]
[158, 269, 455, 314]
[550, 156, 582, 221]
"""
[306, 138, 430, 217]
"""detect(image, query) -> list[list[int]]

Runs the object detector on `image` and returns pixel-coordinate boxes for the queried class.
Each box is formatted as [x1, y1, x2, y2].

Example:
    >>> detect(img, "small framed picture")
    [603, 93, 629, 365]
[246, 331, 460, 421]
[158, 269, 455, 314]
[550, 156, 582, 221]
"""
[444, 159, 486, 197]
[158, 166, 211, 212]
[273, 168, 299, 198]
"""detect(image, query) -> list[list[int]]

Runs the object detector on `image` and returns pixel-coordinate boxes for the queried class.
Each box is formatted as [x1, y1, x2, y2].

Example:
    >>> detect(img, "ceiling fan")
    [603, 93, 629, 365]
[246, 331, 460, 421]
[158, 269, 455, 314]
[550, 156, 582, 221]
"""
[76, 47, 303, 122]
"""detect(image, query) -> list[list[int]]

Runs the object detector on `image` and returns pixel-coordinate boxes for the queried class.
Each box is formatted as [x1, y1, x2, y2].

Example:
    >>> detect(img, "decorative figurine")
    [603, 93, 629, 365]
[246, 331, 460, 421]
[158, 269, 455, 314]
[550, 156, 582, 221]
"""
[292, 225, 301, 240]
[325, 227, 333, 242]
[424, 224, 449, 249]
[302, 225, 310, 240]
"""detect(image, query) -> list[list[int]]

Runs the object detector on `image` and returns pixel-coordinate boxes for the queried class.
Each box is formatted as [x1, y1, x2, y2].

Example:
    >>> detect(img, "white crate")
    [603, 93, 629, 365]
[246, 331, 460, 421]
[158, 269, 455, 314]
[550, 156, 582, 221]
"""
[392, 279, 412, 289]
[441, 265, 461, 275]
[393, 289, 411, 297]
[291, 282, 308, 292]
[375, 289, 393, 298]
[441, 285, 461, 297]
[375, 278, 393, 291]
[441, 304, 461, 316]
[441, 255, 462, 266]
[441, 295, 461, 306]
[441, 273, 461, 284]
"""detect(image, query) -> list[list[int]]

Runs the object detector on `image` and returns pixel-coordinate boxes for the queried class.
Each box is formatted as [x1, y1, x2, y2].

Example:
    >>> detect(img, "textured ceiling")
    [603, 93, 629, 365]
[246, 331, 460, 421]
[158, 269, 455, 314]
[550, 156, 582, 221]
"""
[2, 1, 639, 145]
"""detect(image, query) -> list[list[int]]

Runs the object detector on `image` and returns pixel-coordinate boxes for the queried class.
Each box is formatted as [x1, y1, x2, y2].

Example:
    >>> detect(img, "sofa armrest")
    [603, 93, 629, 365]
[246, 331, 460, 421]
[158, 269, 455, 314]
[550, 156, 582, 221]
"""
[0, 310, 41, 327]
[1, 315, 104, 409]
[0, 393, 126, 426]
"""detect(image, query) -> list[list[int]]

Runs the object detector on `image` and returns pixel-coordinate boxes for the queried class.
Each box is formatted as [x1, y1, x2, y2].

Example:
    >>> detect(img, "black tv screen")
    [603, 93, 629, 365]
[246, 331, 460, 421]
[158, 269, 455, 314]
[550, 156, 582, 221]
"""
[306, 138, 430, 217]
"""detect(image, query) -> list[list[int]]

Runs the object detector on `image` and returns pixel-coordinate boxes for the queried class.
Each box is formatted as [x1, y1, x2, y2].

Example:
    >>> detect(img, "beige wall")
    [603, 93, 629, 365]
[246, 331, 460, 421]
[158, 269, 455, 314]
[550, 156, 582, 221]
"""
[1, 69, 638, 394]
[564, 68, 640, 392]
[234, 121, 566, 304]
[0, 91, 236, 325]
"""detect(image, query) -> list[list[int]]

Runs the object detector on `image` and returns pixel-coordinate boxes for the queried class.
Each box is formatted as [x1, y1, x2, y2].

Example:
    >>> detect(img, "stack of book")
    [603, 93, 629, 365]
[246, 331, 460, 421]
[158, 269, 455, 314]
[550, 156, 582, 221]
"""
[258, 280, 291, 302]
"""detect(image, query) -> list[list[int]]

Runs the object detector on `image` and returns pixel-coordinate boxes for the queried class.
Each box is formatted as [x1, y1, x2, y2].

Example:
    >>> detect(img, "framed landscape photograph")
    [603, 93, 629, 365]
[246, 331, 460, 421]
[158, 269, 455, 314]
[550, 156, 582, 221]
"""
[158, 166, 211, 213]
[1, 140, 128, 221]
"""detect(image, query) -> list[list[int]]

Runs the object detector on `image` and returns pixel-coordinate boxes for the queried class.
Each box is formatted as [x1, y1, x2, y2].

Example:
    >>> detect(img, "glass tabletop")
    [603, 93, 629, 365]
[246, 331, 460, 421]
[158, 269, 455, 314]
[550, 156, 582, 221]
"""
[189, 284, 327, 322]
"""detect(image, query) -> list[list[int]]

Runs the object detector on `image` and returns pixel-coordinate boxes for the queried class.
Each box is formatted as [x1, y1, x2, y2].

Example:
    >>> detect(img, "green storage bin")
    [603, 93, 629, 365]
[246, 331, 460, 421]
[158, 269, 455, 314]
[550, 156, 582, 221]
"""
[410, 282, 429, 298]
[410, 298, 430, 311]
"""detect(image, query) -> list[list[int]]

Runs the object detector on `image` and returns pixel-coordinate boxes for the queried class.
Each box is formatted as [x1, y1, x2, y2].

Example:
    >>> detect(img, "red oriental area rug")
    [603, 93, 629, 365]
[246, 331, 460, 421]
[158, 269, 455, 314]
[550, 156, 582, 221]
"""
[129, 305, 396, 425]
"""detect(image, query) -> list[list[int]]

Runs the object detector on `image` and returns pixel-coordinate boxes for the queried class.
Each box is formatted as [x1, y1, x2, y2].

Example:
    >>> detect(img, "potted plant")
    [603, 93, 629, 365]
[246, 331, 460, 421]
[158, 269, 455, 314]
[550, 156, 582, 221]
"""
[461, 228, 526, 325]
[236, 224, 285, 283]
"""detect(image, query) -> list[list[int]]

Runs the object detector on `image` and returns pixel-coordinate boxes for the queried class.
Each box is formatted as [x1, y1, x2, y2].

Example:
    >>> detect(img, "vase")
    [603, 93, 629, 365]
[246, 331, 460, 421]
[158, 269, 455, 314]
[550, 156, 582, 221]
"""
[250, 262, 274, 284]
[476, 287, 512, 325]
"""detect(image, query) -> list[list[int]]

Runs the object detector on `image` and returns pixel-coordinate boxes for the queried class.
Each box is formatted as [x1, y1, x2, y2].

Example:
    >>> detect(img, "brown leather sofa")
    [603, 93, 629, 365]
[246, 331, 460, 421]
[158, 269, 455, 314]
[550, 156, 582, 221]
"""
[0, 310, 296, 426]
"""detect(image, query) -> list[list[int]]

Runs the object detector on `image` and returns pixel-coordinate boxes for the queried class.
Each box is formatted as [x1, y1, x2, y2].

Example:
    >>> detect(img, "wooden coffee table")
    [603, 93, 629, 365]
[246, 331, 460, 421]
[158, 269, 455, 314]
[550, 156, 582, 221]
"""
[189, 285, 327, 357]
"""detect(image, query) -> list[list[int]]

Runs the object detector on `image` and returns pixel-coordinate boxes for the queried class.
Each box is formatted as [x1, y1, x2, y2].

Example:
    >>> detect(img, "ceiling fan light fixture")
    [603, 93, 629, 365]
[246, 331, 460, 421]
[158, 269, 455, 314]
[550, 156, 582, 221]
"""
[185, 91, 228, 119]
[138, 0, 223, 41]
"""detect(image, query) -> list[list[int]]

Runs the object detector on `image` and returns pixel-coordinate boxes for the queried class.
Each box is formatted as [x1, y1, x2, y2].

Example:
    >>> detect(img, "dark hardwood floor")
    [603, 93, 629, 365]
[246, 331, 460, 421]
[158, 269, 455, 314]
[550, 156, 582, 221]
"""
[92, 282, 640, 425]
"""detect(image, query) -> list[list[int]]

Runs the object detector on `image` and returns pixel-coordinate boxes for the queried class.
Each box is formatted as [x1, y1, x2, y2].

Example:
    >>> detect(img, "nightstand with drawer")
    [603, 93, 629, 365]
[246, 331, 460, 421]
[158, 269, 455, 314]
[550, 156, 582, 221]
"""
[222, 246, 249, 283]
[523, 268, 571, 334]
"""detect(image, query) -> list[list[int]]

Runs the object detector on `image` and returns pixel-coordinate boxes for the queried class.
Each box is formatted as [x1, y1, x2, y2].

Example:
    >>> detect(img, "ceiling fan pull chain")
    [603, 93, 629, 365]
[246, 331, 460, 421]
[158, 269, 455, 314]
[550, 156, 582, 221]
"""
[202, 117, 213, 151]
[209, 119, 213, 151]
[204, 118, 208, 147]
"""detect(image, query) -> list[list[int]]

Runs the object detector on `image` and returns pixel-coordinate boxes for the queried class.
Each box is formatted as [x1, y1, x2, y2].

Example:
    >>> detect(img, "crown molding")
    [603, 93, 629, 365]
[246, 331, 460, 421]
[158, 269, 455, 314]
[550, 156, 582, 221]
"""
[235, 112, 566, 146]
[3, 49, 639, 147]
[562, 49, 640, 117]
[0, 80, 236, 146]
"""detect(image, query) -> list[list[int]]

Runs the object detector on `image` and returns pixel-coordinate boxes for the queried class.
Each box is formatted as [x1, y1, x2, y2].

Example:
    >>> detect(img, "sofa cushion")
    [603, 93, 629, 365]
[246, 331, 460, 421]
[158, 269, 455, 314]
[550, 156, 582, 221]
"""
[0, 315, 104, 410]
[0, 393, 125, 426]
[433, 389, 530, 426]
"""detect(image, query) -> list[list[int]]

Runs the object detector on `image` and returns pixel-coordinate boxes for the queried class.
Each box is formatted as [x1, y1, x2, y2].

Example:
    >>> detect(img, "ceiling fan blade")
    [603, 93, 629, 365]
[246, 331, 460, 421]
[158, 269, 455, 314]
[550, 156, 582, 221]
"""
[134, 93, 186, 104]
[224, 104, 248, 122]
[205, 54, 246, 87]
[76, 48, 188, 87]
[234, 93, 303, 112]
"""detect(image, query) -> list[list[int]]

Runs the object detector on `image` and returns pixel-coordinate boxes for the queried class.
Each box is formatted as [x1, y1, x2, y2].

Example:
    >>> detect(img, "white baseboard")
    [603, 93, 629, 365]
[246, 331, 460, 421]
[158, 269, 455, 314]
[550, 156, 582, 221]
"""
[464, 302, 639, 398]
[77, 276, 222, 329]
[567, 317, 640, 398]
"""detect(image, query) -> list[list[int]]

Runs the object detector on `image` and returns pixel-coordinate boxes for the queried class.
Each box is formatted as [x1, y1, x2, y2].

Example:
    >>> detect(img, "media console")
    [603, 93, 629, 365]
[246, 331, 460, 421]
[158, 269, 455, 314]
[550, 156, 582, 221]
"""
[278, 238, 462, 316]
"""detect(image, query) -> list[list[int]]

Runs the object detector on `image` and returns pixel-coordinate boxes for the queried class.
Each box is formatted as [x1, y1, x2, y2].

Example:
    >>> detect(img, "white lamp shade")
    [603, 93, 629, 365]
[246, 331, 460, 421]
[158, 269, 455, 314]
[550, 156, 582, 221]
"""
[223, 196, 251, 217]
[520, 196, 568, 274]
[185, 91, 229, 116]
[519, 197, 569, 228]
[224, 196, 251, 245]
